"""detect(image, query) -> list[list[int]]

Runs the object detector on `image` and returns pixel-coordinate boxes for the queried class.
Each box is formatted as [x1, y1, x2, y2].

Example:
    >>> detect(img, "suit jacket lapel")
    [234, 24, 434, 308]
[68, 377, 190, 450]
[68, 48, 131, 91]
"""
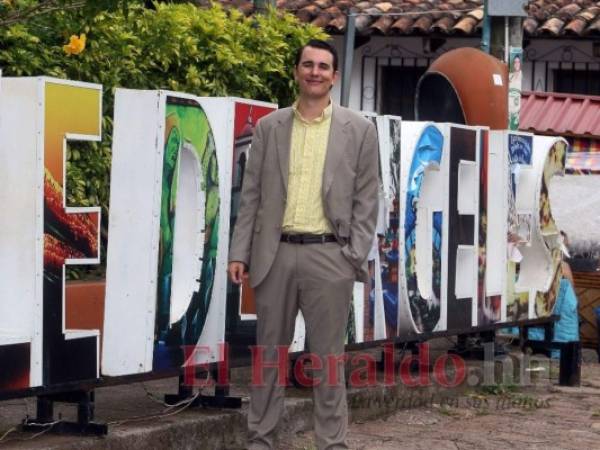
[274, 109, 294, 195]
[323, 104, 349, 195]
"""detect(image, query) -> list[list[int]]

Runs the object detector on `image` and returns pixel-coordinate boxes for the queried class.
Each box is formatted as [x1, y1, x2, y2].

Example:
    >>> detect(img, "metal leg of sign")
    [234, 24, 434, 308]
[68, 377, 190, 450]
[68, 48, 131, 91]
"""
[519, 326, 528, 352]
[21, 390, 108, 435]
[448, 333, 472, 357]
[164, 372, 242, 409]
[376, 341, 407, 372]
[409, 342, 422, 373]
[480, 330, 508, 358]
[164, 374, 195, 405]
[519, 323, 554, 357]
[449, 334, 469, 355]
[448, 331, 505, 360]
[393, 341, 432, 374]
[203, 366, 241, 408]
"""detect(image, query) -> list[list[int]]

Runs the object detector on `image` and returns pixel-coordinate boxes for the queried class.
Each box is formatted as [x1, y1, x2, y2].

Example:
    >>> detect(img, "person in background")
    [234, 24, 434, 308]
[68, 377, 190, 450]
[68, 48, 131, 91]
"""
[529, 231, 579, 356]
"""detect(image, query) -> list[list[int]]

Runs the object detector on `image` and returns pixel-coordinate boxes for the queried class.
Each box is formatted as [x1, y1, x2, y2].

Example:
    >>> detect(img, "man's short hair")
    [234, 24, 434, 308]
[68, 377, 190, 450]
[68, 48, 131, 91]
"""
[294, 39, 339, 72]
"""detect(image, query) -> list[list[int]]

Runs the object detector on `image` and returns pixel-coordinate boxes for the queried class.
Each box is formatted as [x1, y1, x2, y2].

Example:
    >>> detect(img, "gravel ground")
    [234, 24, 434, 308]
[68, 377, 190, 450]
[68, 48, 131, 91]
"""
[280, 355, 600, 450]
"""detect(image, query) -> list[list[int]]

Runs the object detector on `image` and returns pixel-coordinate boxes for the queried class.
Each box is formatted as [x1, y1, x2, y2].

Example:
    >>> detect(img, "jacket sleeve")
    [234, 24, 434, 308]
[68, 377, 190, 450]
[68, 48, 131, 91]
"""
[228, 121, 266, 265]
[341, 121, 380, 268]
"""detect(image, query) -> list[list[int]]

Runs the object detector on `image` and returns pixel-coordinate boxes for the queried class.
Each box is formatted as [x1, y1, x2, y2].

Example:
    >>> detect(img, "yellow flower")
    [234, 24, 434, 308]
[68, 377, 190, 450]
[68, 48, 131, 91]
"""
[63, 33, 86, 56]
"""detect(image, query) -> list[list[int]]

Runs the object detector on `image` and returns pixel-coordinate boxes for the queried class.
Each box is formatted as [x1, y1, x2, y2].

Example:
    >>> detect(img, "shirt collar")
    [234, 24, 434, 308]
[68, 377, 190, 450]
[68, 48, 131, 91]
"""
[292, 100, 333, 124]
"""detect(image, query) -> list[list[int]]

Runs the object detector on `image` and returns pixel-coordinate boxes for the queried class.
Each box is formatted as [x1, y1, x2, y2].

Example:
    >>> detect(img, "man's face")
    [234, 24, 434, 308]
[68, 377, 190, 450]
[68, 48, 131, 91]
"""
[294, 46, 339, 100]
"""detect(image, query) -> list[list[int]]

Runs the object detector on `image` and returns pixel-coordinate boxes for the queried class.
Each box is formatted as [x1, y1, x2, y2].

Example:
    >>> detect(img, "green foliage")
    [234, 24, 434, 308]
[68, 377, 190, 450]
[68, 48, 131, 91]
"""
[0, 3, 325, 276]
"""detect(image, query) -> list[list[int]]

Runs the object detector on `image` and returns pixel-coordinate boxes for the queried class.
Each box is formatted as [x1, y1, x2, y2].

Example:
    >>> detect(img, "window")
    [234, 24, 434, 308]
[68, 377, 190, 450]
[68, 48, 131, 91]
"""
[380, 66, 427, 120]
[553, 69, 600, 96]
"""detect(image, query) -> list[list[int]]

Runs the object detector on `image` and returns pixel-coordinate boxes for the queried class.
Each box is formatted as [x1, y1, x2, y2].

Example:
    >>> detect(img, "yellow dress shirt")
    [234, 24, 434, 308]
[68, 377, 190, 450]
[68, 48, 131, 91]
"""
[282, 101, 333, 234]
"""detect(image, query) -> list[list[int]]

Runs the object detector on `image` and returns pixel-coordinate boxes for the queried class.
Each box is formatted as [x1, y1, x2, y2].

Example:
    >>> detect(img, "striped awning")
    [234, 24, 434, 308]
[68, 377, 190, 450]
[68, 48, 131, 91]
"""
[566, 151, 600, 174]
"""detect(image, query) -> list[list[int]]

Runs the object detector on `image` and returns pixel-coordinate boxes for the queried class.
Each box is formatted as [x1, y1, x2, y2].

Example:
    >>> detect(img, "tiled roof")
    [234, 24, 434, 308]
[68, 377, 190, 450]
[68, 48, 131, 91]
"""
[216, 0, 600, 37]
[520, 91, 600, 138]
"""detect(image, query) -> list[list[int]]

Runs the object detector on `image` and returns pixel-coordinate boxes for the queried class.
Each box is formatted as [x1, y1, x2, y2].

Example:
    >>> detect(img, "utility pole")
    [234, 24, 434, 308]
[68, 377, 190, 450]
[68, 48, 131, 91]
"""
[482, 0, 527, 129]
[341, 13, 356, 108]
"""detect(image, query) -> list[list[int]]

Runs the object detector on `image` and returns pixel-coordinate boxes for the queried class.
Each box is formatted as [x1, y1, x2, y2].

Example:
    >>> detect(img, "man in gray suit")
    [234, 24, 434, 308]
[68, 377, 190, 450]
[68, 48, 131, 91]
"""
[228, 39, 379, 450]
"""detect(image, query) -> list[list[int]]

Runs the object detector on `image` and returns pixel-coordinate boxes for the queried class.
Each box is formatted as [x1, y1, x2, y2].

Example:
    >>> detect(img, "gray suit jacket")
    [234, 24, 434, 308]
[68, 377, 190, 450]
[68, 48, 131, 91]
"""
[229, 103, 379, 288]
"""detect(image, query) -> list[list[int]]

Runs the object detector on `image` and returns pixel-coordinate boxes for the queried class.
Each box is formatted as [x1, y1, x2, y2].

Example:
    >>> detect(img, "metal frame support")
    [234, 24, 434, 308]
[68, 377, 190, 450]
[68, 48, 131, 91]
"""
[21, 390, 108, 436]
[341, 13, 356, 107]
[164, 370, 242, 409]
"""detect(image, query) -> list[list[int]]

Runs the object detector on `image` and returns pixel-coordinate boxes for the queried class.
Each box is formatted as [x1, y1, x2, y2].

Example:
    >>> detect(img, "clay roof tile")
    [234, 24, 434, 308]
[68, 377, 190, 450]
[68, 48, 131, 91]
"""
[390, 15, 415, 33]
[412, 14, 433, 33]
[370, 15, 395, 33]
[556, 3, 582, 21]
[564, 17, 588, 35]
[375, 2, 395, 12]
[313, 0, 332, 9]
[523, 17, 540, 35]
[452, 15, 477, 34]
[214, 0, 600, 37]
[296, 4, 319, 23]
[587, 16, 600, 34]
[538, 16, 566, 36]
[431, 15, 456, 33]
[325, 15, 346, 33]
[311, 12, 333, 28]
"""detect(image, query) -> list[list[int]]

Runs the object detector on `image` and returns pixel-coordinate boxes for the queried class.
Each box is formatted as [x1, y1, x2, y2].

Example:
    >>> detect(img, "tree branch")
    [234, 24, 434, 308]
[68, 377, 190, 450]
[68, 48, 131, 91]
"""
[0, 0, 88, 27]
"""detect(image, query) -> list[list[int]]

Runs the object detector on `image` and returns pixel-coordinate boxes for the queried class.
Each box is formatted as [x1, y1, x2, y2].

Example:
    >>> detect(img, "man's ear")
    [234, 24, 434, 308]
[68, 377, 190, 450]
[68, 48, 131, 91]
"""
[332, 70, 340, 84]
[330, 70, 340, 89]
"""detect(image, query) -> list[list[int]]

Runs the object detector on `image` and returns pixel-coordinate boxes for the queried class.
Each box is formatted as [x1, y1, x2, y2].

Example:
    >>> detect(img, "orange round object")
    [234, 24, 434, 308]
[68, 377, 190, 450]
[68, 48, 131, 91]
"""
[416, 48, 508, 130]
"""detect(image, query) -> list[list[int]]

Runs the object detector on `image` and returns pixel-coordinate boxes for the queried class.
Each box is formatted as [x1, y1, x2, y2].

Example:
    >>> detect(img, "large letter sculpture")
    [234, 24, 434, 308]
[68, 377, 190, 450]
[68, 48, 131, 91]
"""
[399, 122, 446, 336]
[103, 91, 227, 375]
[519, 136, 567, 318]
[0, 77, 572, 396]
[0, 77, 101, 389]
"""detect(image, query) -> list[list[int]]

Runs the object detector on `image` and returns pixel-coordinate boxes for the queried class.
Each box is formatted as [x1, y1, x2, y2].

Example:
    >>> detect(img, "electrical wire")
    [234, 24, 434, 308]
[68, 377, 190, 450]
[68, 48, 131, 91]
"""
[0, 380, 208, 445]
[107, 391, 201, 427]
[19, 421, 61, 441]
[279, 7, 480, 18]
[0, 420, 61, 446]
[347, 8, 480, 18]
[141, 368, 210, 408]
[0, 427, 17, 444]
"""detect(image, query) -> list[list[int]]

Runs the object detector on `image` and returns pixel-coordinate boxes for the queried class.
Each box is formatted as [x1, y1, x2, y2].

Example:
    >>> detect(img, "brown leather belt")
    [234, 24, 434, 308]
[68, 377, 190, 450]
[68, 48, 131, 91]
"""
[280, 233, 337, 244]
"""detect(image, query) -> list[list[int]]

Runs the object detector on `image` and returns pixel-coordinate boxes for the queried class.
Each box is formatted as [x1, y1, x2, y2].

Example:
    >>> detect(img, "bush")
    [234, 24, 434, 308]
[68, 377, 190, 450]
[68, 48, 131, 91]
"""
[0, 3, 326, 276]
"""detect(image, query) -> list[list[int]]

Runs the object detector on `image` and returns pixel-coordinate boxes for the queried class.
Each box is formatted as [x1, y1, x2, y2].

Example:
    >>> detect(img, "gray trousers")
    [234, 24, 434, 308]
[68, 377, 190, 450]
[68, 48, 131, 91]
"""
[248, 241, 355, 450]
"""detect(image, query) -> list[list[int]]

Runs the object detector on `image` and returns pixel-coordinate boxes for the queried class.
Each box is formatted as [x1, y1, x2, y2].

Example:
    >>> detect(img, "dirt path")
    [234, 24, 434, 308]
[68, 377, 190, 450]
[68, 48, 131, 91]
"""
[280, 361, 600, 450]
